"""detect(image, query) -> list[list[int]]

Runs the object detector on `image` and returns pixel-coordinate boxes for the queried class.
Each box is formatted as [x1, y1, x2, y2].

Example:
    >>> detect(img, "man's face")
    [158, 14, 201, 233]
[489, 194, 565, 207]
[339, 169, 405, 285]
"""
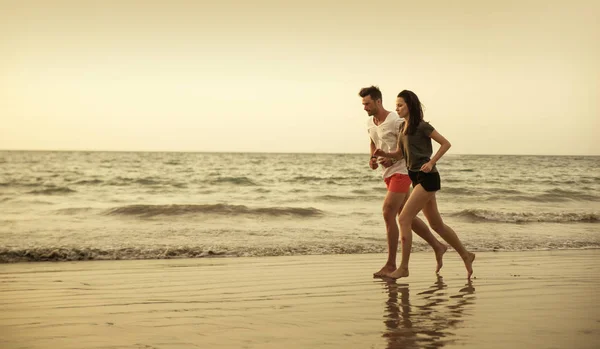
[362, 96, 380, 116]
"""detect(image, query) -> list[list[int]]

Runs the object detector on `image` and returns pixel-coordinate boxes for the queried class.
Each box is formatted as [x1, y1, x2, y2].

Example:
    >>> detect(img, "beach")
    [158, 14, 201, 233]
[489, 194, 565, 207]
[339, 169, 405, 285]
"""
[2, 1, 600, 347]
[1, 249, 599, 349]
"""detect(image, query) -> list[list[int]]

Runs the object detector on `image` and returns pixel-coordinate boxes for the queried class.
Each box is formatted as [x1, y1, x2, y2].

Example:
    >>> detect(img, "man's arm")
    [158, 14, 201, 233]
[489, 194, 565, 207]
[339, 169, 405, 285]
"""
[369, 139, 378, 170]
[370, 138, 377, 155]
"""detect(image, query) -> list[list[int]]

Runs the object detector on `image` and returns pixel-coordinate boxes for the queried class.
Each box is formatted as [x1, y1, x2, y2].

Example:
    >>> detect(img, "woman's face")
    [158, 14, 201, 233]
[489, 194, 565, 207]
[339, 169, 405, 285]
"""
[396, 97, 409, 119]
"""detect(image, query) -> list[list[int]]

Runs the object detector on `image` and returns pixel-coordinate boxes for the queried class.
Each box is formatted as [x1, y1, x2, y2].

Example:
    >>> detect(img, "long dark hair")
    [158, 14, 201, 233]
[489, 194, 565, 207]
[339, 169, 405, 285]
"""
[398, 90, 424, 135]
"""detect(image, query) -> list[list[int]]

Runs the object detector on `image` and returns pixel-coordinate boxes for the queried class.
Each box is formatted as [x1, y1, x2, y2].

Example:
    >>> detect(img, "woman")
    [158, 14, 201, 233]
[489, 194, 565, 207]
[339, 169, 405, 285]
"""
[374, 90, 475, 279]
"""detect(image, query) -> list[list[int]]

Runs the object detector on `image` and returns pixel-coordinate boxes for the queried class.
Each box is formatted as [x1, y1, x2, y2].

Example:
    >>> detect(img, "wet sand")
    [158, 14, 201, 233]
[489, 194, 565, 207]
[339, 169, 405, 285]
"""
[1, 250, 599, 348]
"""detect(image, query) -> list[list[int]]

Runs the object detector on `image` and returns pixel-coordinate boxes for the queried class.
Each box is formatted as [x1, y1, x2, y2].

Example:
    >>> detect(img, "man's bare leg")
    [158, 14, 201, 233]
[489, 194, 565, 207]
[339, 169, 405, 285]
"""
[373, 191, 405, 277]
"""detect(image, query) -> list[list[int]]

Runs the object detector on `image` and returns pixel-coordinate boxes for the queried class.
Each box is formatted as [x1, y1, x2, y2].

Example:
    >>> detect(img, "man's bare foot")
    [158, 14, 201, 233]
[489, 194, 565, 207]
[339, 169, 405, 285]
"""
[435, 244, 448, 273]
[463, 252, 476, 279]
[389, 267, 409, 279]
[374, 264, 396, 278]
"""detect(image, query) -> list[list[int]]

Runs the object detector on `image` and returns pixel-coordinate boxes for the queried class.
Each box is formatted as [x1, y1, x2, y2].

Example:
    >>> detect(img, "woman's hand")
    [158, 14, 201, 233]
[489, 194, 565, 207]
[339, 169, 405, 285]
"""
[373, 149, 386, 157]
[378, 158, 394, 168]
[420, 161, 435, 173]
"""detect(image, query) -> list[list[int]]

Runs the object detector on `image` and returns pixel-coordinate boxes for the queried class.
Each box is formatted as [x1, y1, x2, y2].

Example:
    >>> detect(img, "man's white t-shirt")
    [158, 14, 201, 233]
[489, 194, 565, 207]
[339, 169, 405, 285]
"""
[367, 112, 408, 178]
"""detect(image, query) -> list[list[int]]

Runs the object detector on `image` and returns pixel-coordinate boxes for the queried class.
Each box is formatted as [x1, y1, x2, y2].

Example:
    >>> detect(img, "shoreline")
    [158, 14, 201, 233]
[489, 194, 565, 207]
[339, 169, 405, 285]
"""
[1, 247, 600, 264]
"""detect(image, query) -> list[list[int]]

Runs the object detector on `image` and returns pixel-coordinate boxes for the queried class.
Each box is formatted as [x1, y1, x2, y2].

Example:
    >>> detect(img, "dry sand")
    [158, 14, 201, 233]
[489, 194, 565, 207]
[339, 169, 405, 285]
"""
[1, 250, 599, 349]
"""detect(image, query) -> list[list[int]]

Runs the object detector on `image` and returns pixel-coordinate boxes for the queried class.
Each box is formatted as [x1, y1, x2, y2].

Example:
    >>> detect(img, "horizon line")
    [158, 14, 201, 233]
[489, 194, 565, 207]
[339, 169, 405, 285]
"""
[0, 148, 598, 157]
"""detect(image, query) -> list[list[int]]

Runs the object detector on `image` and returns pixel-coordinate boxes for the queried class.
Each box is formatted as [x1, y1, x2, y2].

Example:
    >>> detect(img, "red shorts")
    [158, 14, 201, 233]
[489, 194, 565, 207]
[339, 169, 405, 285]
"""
[384, 174, 412, 193]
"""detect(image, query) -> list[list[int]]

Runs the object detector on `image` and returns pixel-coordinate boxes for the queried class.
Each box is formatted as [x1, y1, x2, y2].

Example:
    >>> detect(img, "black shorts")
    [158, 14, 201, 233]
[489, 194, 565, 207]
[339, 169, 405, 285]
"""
[408, 170, 441, 192]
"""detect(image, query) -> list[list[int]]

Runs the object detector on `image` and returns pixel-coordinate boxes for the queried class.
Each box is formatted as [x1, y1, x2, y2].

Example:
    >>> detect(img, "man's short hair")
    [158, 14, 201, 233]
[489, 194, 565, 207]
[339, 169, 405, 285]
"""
[358, 85, 382, 101]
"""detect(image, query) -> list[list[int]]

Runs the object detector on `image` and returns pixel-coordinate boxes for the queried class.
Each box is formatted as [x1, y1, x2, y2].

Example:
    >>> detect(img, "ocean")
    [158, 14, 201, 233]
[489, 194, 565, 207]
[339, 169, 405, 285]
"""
[0, 151, 598, 263]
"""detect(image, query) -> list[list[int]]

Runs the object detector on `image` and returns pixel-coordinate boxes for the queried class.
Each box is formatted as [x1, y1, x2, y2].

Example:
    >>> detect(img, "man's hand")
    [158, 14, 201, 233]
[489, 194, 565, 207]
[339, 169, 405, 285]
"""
[369, 157, 379, 170]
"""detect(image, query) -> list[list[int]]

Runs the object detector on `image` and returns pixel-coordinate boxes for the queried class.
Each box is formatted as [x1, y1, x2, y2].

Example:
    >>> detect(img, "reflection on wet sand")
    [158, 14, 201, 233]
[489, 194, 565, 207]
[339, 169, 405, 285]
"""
[380, 276, 476, 349]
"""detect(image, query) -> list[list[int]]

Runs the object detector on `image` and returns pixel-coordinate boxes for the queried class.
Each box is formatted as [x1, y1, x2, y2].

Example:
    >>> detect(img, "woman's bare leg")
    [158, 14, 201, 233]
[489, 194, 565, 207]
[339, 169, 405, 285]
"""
[401, 192, 447, 273]
[389, 185, 435, 279]
[422, 195, 475, 278]
[375, 189, 448, 277]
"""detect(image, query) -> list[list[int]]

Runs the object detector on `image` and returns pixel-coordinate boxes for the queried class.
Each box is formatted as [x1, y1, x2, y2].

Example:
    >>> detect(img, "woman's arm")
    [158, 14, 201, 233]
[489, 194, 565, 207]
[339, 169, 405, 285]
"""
[374, 128, 405, 160]
[421, 130, 451, 172]
[374, 120, 405, 161]
[373, 147, 403, 160]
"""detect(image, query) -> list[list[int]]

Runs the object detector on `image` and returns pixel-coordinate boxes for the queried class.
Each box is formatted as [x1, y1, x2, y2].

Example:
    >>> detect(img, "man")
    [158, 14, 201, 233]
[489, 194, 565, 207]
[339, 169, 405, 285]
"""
[359, 85, 447, 277]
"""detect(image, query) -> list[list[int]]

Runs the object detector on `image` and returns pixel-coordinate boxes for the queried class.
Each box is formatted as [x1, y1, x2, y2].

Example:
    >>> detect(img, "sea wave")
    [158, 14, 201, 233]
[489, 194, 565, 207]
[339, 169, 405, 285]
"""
[315, 194, 381, 202]
[104, 204, 325, 218]
[439, 187, 484, 196]
[505, 192, 599, 202]
[437, 187, 599, 202]
[0, 181, 50, 188]
[0, 245, 377, 263]
[73, 179, 104, 185]
[209, 176, 257, 186]
[449, 209, 600, 223]
[458, 188, 528, 196]
[288, 175, 373, 184]
[290, 175, 343, 183]
[105, 176, 166, 186]
[55, 207, 96, 215]
[1, 242, 599, 263]
[28, 187, 76, 195]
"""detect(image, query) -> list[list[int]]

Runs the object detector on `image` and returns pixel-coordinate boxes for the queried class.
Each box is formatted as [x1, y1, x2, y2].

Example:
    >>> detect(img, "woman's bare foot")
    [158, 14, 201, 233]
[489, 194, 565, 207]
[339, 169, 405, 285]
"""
[374, 264, 396, 278]
[389, 266, 409, 279]
[462, 252, 476, 279]
[435, 244, 448, 273]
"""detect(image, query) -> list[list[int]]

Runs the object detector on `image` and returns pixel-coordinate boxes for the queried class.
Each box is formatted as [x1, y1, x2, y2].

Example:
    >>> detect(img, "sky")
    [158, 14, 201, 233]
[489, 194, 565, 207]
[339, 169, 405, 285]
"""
[1, 0, 598, 155]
